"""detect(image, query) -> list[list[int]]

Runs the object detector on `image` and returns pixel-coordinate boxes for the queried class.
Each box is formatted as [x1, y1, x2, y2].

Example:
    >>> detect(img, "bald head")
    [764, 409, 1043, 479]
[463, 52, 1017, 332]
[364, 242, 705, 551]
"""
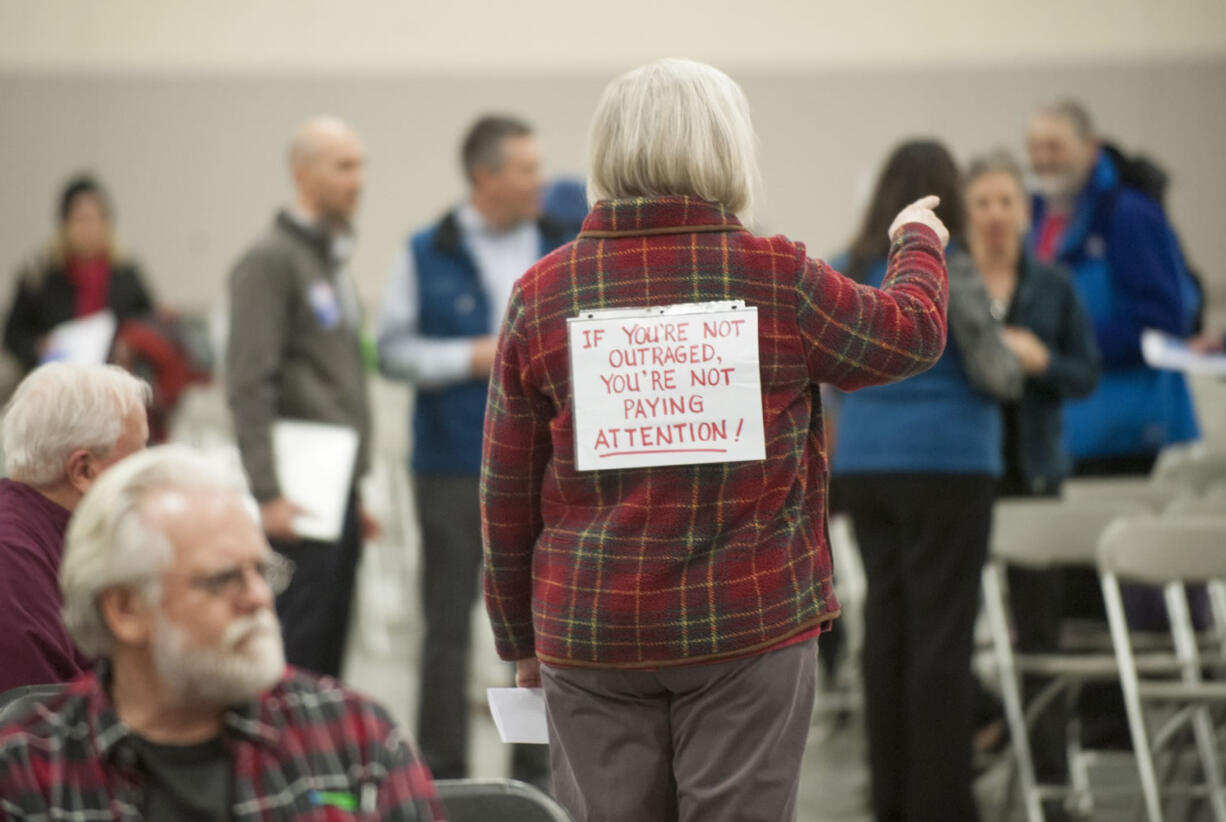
[288, 116, 365, 229]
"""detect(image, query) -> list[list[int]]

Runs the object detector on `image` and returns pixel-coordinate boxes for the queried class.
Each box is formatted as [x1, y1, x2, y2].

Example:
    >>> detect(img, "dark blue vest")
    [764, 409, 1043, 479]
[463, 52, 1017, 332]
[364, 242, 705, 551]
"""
[409, 211, 571, 475]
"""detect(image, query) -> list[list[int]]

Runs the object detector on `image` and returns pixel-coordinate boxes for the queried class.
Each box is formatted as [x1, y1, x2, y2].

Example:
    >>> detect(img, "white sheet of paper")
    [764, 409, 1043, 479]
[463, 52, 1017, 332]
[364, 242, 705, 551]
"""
[567, 301, 766, 471]
[271, 420, 359, 542]
[1141, 328, 1226, 377]
[487, 688, 549, 744]
[41, 310, 117, 365]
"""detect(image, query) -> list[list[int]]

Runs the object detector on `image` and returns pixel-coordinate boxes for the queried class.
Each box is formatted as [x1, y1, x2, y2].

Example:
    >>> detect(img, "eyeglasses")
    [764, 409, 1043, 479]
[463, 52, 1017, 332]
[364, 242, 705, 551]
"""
[183, 554, 295, 600]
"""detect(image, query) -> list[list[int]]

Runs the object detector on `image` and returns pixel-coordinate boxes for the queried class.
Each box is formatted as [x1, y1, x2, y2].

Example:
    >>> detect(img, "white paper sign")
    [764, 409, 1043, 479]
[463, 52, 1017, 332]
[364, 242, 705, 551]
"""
[41, 310, 117, 365]
[1142, 328, 1226, 377]
[567, 302, 766, 471]
[487, 688, 549, 744]
[271, 419, 359, 542]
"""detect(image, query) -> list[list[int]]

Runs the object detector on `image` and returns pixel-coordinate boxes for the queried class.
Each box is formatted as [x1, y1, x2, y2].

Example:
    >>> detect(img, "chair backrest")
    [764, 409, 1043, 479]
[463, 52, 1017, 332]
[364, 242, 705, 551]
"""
[1097, 516, 1226, 585]
[1151, 449, 1226, 493]
[0, 684, 67, 726]
[1062, 477, 1185, 512]
[433, 778, 572, 822]
[1204, 482, 1226, 504]
[992, 499, 1133, 568]
[1165, 494, 1226, 517]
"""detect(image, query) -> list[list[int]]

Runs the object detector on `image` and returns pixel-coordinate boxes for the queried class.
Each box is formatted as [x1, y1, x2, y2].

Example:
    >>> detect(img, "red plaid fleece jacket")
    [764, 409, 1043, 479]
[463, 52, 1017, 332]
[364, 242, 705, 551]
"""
[482, 196, 948, 668]
[0, 666, 444, 820]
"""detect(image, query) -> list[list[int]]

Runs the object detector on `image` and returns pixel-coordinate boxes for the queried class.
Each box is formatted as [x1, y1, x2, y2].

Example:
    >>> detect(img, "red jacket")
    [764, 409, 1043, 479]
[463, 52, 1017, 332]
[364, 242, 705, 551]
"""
[482, 196, 948, 668]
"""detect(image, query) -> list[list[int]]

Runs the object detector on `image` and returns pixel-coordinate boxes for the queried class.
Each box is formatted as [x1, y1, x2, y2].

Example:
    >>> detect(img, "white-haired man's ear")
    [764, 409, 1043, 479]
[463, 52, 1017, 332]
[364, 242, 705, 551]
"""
[64, 448, 97, 495]
[98, 586, 156, 650]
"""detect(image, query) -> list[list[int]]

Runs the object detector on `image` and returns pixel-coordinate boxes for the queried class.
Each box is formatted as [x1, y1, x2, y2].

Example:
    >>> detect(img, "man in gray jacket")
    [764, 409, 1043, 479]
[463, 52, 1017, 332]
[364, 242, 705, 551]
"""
[225, 116, 374, 678]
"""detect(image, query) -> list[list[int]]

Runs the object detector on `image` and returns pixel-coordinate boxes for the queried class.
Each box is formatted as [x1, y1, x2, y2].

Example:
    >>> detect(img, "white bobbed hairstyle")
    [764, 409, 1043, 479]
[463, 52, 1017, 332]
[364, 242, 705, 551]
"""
[61, 444, 250, 658]
[2, 362, 151, 486]
[587, 58, 761, 221]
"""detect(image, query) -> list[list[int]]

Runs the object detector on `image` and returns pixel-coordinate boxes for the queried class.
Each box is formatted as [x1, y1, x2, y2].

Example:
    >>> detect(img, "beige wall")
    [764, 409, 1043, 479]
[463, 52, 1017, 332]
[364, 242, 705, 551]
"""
[2, 60, 1224, 318]
[1, 1, 1224, 315]
[2, 0, 1225, 70]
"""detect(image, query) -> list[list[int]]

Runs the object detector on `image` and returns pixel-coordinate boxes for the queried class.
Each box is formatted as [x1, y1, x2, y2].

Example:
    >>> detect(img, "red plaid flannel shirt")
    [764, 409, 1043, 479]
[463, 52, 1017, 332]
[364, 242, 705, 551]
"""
[0, 665, 445, 820]
[482, 197, 947, 668]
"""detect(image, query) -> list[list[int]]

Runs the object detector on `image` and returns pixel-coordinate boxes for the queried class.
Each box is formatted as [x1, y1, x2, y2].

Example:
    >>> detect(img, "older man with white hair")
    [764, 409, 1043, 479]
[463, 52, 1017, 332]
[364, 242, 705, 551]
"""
[0, 362, 149, 693]
[0, 445, 444, 821]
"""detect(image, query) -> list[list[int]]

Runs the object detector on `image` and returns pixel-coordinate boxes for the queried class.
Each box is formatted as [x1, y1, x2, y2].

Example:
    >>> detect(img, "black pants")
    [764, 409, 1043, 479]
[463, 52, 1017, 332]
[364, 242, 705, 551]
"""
[414, 474, 547, 787]
[842, 473, 994, 822]
[1005, 565, 1069, 780]
[271, 493, 362, 679]
[993, 471, 1070, 783]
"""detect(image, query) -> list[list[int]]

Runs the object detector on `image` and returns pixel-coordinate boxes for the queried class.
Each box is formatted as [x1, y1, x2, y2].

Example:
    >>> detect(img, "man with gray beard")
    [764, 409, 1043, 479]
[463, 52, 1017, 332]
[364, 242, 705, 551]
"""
[0, 446, 444, 821]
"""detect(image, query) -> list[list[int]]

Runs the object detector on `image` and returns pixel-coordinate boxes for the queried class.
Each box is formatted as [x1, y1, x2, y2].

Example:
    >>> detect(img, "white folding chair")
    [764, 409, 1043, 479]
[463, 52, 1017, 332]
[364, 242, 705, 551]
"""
[1099, 515, 1226, 822]
[1166, 488, 1226, 518]
[434, 778, 572, 822]
[1062, 477, 1186, 512]
[984, 498, 1144, 821]
[1152, 449, 1226, 494]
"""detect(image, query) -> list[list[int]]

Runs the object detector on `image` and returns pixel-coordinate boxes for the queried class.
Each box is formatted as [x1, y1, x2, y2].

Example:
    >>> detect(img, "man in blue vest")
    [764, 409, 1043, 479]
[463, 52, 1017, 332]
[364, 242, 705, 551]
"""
[376, 115, 573, 787]
[1027, 99, 1199, 476]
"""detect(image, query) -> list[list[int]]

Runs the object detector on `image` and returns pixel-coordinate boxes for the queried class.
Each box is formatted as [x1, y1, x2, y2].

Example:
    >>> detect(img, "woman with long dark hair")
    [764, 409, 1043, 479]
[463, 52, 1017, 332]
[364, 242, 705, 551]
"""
[831, 140, 1021, 822]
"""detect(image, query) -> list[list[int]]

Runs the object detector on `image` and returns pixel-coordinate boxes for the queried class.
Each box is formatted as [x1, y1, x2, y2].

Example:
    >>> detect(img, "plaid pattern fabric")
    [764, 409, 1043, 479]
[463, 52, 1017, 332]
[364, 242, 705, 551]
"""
[0, 666, 445, 821]
[482, 196, 948, 668]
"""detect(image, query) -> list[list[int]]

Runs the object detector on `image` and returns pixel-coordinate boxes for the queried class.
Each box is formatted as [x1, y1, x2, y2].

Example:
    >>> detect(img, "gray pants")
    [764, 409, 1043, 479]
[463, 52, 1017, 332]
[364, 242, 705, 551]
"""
[542, 638, 818, 822]
[414, 474, 547, 785]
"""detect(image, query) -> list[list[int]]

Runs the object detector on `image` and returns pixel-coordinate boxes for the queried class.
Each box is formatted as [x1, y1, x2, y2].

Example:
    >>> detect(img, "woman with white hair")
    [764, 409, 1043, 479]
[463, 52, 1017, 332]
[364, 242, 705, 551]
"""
[480, 58, 951, 821]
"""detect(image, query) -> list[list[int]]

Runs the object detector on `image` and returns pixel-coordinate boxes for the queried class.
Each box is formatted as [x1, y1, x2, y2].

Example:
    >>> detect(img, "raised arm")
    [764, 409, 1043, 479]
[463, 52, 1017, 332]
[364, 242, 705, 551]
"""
[799, 198, 950, 391]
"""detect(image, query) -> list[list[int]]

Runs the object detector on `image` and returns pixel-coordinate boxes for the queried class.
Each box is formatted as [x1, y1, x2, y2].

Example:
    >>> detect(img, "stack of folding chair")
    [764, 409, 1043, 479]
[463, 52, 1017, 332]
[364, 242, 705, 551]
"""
[983, 499, 1195, 821]
[1098, 515, 1226, 822]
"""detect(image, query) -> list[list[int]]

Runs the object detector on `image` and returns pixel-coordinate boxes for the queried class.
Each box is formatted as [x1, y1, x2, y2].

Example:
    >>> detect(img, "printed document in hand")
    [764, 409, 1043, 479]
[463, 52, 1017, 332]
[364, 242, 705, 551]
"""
[41, 310, 117, 365]
[1141, 328, 1226, 377]
[487, 688, 549, 744]
[271, 420, 359, 542]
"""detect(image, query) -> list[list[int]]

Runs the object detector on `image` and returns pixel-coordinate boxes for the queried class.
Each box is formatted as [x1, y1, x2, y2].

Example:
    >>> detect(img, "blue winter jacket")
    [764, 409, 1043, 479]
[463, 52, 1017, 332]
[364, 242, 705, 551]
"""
[1029, 150, 1199, 461]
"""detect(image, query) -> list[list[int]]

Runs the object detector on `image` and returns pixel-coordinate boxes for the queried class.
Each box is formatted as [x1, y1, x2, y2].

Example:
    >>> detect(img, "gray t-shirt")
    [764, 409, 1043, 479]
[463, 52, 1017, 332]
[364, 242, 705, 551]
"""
[132, 735, 231, 822]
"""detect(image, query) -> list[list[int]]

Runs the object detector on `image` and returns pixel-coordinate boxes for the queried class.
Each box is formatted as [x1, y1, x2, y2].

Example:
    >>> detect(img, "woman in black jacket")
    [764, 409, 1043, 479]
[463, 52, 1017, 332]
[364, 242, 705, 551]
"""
[4, 175, 154, 371]
[966, 150, 1100, 497]
[966, 149, 1099, 812]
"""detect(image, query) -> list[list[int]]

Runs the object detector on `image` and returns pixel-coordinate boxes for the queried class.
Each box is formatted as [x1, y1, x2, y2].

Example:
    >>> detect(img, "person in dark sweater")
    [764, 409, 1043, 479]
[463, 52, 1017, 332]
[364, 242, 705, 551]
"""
[0, 362, 149, 693]
[226, 116, 377, 681]
[966, 150, 1100, 499]
[965, 149, 1099, 820]
[3, 176, 155, 372]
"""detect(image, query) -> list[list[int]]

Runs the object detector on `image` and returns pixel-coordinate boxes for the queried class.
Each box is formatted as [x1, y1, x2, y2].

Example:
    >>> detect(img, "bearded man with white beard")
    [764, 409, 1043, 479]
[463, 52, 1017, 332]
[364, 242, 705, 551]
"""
[1026, 99, 1198, 476]
[0, 446, 444, 821]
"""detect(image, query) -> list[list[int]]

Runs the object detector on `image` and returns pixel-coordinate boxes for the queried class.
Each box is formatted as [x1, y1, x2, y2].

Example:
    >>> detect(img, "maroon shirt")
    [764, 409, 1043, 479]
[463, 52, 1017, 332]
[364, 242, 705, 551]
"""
[65, 257, 112, 318]
[0, 478, 86, 692]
